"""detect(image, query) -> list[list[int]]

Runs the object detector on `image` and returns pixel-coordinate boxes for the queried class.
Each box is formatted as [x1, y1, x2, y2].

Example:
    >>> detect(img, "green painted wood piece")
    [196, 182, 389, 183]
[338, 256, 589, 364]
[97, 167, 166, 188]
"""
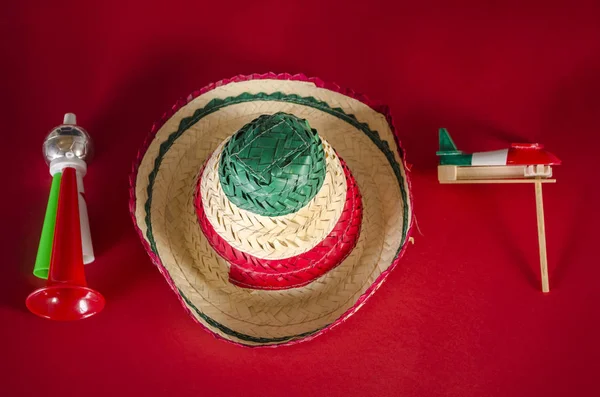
[438, 153, 473, 165]
[437, 128, 473, 165]
[33, 172, 61, 279]
[219, 112, 326, 216]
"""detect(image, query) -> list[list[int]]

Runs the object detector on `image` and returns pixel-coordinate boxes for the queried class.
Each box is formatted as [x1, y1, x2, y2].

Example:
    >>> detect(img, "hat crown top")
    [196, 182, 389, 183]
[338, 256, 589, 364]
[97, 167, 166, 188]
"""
[219, 112, 326, 217]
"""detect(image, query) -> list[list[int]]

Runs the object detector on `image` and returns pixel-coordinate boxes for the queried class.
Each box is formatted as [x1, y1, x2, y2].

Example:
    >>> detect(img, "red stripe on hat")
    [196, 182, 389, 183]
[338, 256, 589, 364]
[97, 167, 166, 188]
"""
[195, 157, 363, 290]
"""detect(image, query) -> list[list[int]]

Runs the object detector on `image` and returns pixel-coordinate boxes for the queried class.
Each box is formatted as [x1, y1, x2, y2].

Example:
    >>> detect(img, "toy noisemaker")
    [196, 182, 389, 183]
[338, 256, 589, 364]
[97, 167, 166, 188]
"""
[437, 128, 561, 293]
[26, 113, 105, 321]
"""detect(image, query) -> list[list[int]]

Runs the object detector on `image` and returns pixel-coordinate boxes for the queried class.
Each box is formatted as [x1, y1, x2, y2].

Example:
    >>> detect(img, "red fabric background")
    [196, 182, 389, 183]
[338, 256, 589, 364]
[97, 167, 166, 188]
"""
[2, 1, 599, 396]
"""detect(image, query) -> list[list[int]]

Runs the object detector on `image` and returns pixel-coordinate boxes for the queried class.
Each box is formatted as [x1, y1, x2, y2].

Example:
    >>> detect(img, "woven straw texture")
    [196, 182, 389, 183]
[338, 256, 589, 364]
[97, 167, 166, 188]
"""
[201, 137, 346, 259]
[219, 112, 326, 217]
[196, 155, 362, 290]
[130, 76, 412, 347]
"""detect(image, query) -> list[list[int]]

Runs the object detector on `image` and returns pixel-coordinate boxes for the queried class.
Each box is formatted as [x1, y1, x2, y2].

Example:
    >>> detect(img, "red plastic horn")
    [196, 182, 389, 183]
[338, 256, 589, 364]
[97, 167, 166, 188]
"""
[26, 167, 105, 320]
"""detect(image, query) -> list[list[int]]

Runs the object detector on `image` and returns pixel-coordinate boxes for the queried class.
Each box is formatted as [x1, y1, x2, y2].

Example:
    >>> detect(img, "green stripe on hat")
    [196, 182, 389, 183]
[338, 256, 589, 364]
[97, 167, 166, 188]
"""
[219, 112, 326, 216]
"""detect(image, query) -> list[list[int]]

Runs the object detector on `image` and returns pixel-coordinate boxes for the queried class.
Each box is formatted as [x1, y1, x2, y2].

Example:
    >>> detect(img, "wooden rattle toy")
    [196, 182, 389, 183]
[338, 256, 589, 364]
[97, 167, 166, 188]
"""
[437, 128, 561, 293]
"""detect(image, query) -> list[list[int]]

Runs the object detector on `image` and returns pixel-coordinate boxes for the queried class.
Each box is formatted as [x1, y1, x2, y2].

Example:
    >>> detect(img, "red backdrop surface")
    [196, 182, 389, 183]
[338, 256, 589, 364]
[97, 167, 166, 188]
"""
[2, 1, 599, 396]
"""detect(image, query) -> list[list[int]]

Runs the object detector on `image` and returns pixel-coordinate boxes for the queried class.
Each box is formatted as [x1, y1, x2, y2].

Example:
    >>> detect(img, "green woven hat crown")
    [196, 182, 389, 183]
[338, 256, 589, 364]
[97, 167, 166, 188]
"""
[218, 112, 326, 216]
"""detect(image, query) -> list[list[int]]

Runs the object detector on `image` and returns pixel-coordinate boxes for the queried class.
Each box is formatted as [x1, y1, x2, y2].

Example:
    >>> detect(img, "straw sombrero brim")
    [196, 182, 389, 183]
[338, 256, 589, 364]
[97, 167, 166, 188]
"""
[129, 73, 413, 347]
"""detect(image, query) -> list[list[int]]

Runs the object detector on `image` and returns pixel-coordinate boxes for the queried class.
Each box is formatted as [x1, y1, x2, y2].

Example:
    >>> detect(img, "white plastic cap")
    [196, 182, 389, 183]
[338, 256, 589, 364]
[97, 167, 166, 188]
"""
[63, 113, 77, 125]
[49, 157, 87, 176]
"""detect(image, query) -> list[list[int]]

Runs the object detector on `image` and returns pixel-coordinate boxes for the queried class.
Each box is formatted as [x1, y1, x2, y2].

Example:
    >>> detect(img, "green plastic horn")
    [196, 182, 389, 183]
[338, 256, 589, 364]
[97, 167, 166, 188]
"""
[33, 173, 61, 279]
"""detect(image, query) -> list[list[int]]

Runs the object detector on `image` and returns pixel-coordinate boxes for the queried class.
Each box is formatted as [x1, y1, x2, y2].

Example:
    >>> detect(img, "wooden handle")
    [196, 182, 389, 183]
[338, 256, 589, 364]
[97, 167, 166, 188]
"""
[535, 180, 550, 293]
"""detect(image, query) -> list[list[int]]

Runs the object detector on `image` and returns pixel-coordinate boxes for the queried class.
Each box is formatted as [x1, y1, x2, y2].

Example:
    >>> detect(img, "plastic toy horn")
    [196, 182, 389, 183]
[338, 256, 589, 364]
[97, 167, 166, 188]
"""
[26, 113, 105, 320]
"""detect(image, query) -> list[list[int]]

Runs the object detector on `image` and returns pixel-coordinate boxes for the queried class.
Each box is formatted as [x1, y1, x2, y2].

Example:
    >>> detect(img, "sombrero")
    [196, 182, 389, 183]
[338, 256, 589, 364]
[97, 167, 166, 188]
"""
[129, 73, 413, 346]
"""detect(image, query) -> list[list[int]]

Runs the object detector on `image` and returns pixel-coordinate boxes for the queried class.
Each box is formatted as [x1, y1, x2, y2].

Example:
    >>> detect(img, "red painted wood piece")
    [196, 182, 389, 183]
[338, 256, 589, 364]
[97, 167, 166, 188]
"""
[507, 143, 562, 165]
